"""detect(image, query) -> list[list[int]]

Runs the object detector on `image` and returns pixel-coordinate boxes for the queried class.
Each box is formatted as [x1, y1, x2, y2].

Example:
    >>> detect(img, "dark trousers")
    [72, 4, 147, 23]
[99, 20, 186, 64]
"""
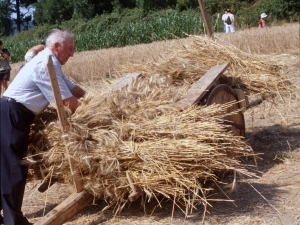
[0, 97, 35, 225]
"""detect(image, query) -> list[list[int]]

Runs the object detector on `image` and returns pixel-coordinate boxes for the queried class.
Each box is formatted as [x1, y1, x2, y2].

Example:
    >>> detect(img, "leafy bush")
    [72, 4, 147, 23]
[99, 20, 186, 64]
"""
[4, 8, 205, 63]
[257, 0, 299, 22]
[237, 0, 299, 27]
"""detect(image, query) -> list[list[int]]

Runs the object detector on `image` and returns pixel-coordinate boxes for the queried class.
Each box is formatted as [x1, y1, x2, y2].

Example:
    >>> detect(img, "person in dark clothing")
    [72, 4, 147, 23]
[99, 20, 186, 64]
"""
[0, 40, 11, 95]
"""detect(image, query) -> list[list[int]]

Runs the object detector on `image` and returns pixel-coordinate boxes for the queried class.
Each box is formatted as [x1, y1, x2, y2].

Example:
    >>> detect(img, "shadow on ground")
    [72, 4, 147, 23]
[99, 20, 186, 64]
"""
[246, 124, 300, 172]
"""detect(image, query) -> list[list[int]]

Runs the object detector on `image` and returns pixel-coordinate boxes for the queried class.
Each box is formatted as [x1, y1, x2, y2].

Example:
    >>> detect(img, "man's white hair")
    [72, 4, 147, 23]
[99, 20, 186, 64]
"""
[46, 29, 73, 47]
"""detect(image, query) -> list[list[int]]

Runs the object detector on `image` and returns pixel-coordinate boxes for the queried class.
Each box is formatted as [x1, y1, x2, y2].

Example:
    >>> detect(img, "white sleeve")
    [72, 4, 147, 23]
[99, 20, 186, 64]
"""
[34, 65, 73, 103]
[62, 74, 76, 90]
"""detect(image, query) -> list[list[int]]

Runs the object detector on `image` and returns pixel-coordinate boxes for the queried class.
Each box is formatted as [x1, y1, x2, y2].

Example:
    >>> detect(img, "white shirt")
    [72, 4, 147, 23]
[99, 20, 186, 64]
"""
[226, 13, 235, 25]
[222, 14, 227, 23]
[3, 48, 75, 115]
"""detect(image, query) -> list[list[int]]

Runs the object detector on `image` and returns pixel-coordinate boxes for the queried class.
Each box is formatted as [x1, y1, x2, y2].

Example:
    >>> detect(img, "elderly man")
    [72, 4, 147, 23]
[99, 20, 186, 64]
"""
[0, 29, 86, 225]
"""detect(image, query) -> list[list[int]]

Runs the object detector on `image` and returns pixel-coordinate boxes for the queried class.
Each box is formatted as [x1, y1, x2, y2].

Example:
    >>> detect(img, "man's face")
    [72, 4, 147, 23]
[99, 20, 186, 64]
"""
[56, 37, 74, 65]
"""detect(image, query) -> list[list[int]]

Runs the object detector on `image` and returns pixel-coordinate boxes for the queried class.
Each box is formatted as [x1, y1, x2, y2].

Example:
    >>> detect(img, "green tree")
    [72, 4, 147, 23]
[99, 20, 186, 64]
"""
[34, 0, 73, 25]
[34, 0, 115, 25]
[0, 0, 13, 36]
[136, 0, 177, 12]
[176, 0, 198, 11]
[11, 0, 37, 32]
[257, 0, 300, 21]
[72, 0, 117, 20]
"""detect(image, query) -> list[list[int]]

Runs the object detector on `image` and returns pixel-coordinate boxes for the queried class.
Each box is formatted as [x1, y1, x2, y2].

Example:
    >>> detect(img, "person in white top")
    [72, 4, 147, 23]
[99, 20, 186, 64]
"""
[224, 9, 235, 33]
[221, 9, 229, 32]
[0, 29, 86, 225]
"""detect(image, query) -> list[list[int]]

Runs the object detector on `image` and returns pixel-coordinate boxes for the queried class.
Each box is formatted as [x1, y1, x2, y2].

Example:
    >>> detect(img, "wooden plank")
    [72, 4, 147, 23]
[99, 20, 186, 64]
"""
[176, 63, 230, 110]
[104, 72, 141, 94]
[34, 190, 93, 225]
[46, 56, 69, 130]
[46, 56, 83, 192]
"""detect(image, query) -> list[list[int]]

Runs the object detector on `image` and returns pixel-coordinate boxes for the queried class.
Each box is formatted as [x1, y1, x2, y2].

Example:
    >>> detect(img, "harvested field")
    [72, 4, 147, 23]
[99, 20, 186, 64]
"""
[7, 23, 300, 224]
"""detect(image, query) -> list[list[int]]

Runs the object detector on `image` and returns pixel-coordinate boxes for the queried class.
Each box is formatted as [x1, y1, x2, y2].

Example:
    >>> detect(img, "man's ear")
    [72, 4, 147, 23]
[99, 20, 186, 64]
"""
[54, 42, 60, 50]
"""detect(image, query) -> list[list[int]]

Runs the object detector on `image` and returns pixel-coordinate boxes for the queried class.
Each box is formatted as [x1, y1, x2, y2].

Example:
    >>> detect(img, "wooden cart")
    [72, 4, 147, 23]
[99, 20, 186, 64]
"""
[176, 62, 246, 137]
[34, 61, 247, 225]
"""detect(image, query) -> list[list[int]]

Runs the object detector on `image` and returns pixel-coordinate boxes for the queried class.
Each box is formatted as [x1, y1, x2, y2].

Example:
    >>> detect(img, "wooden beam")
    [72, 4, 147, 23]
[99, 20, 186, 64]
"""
[176, 63, 230, 110]
[197, 0, 213, 38]
[247, 93, 275, 108]
[46, 56, 69, 130]
[34, 57, 93, 225]
[46, 55, 83, 192]
[34, 190, 93, 225]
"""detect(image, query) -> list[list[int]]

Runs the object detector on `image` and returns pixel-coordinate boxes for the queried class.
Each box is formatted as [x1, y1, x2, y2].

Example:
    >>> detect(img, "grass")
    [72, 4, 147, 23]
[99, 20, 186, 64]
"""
[213, 23, 299, 55]
[3, 9, 205, 63]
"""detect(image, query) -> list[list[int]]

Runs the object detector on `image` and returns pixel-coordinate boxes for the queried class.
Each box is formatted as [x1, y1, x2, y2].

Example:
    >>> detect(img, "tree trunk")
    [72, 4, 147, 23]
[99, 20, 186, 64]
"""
[16, 0, 21, 32]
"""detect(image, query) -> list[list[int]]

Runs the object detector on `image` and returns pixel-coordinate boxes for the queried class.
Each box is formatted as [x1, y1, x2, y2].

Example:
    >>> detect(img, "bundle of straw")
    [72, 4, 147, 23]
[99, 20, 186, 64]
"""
[121, 35, 291, 97]
[27, 35, 290, 216]
[27, 72, 257, 217]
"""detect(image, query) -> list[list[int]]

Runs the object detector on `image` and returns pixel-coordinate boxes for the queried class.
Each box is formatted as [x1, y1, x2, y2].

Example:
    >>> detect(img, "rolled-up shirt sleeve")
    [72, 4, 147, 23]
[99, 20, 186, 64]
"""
[33, 63, 73, 103]
[62, 73, 76, 90]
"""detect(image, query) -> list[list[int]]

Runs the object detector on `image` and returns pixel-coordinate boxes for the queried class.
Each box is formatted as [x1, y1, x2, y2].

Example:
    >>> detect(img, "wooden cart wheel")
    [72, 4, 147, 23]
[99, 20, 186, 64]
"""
[206, 84, 245, 137]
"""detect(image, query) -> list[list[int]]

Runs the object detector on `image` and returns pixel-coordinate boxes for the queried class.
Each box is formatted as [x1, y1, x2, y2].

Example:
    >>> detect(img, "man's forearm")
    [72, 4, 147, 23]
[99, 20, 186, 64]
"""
[71, 85, 86, 99]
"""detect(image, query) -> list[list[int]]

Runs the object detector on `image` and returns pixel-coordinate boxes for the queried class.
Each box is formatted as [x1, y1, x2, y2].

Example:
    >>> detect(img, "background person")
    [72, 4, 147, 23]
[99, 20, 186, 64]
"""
[0, 29, 86, 225]
[222, 9, 229, 32]
[24, 42, 46, 62]
[0, 40, 11, 95]
[224, 9, 235, 33]
[258, 13, 268, 28]
[20, 42, 46, 70]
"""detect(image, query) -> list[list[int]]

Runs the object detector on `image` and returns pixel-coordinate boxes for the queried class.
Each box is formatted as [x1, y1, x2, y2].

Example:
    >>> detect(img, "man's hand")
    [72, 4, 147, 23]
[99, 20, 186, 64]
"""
[63, 96, 79, 113]
[63, 86, 86, 113]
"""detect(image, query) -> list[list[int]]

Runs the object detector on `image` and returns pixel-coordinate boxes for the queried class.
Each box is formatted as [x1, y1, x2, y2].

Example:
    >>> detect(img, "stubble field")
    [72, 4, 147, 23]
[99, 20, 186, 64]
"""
[8, 23, 300, 225]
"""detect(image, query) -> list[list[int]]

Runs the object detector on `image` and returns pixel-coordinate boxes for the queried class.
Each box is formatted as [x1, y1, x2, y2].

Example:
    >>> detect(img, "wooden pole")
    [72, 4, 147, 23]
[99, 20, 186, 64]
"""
[34, 190, 93, 225]
[46, 55, 83, 192]
[34, 56, 94, 225]
[247, 93, 275, 108]
[197, 0, 213, 38]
